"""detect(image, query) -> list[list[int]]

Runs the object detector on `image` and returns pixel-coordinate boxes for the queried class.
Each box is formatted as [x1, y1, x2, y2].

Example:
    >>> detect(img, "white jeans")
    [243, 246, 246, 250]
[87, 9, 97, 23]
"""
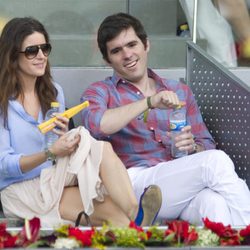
[128, 149, 250, 226]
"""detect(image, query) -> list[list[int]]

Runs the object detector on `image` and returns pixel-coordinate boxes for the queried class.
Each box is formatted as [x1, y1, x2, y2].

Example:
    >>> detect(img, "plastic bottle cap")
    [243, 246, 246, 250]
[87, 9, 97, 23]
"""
[180, 24, 188, 31]
[175, 101, 186, 109]
[50, 102, 60, 108]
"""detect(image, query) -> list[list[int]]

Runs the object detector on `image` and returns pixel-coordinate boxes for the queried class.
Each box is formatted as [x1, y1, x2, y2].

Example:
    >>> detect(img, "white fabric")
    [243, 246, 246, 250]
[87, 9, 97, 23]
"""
[179, 0, 237, 67]
[1, 126, 105, 227]
[180, 188, 232, 225]
[128, 149, 250, 226]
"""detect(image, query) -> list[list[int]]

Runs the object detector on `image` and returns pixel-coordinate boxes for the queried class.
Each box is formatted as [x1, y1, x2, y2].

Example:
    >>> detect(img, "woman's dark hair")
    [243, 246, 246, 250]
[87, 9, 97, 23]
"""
[97, 12, 148, 62]
[0, 17, 57, 126]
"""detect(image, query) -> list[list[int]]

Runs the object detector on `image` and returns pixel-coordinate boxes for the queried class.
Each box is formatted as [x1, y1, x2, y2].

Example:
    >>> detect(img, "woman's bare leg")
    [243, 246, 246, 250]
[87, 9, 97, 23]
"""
[99, 142, 138, 221]
[59, 186, 130, 226]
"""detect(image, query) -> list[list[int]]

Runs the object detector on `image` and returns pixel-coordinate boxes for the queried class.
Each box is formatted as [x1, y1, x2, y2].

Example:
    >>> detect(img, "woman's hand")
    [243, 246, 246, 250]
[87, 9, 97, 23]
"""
[50, 133, 81, 157]
[52, 115, 69, 136]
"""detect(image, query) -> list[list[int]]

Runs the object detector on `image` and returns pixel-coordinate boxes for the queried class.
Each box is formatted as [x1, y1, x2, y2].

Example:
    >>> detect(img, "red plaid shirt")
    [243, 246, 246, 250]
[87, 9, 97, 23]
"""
[81, 69, 215, 169]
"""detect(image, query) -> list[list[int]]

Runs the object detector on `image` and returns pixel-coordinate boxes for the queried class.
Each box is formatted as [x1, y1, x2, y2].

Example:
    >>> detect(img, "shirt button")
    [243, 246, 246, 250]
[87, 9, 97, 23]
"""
[150, 127, 154, 131]
[158, 139, 162, 143]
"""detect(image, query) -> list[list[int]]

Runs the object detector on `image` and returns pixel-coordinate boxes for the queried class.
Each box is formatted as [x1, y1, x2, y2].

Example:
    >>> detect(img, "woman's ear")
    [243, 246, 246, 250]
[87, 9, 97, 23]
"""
[146, 39, 150, 52]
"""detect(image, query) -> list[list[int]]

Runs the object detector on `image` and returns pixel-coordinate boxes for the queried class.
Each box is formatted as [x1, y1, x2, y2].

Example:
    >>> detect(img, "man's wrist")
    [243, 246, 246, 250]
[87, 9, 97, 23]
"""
[146, 96, 154, 109]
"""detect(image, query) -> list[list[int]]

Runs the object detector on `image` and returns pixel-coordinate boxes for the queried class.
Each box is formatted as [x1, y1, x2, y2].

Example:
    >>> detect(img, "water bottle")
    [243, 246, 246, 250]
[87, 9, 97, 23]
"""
[170, 106, 188, 158]
[44, 102, 60, 149]
[177, 23, 190, 38]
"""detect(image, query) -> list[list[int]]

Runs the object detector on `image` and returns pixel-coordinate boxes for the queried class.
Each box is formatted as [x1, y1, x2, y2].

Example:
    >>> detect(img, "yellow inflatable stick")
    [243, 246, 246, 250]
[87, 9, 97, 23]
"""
[38, 101, 89, 134]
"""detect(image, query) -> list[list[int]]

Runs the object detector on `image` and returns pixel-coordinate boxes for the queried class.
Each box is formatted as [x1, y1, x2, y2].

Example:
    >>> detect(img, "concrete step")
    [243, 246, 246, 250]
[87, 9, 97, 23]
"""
[130, 0, 178, 35]
[50, 35, 206, 68]
[149, 36, 206, 68]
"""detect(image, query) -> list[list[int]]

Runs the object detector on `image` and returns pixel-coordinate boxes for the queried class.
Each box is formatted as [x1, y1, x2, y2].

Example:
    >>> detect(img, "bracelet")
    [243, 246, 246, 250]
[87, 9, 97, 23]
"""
[147, 96, 154, 109]
[192, 143, 198, 153]
[45, 148, 56, 162]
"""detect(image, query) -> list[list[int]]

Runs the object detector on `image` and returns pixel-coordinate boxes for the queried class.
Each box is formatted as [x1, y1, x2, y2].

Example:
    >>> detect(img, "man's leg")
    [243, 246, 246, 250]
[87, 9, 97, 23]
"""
[128, 149, 250, 226]
[179, 188, 232, 226]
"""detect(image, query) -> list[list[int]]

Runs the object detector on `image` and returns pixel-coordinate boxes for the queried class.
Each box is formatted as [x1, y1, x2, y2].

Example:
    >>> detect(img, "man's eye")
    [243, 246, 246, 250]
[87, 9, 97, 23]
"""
[128, 42, 137, 47]
[111, 49, 119, 54]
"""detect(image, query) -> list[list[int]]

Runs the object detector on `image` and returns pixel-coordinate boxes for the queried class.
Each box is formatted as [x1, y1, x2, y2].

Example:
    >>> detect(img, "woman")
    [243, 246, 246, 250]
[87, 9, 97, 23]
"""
[0, 17, 161, 227]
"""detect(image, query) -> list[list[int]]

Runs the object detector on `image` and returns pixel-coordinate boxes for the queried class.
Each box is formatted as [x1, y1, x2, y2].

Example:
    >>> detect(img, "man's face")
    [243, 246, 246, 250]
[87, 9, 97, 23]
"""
[106, 27, 149, 84]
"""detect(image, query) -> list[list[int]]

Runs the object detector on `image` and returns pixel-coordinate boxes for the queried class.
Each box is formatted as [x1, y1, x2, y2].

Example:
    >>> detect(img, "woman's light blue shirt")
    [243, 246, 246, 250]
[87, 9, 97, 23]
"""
[0, 82, 65, 190]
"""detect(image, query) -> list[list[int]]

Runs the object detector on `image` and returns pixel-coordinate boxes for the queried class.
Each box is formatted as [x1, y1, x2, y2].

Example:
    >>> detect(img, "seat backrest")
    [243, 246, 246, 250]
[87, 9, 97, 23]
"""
[186, 41, 250, 187]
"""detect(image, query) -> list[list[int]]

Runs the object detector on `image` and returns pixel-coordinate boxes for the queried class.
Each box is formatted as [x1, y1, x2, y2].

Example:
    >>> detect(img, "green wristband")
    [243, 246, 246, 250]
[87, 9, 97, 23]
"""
[147, 96, 154, 109]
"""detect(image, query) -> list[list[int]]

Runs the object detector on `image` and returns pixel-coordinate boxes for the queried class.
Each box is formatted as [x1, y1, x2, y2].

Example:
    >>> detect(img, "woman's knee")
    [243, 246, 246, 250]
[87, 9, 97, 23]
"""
[103, 141, 114, 152]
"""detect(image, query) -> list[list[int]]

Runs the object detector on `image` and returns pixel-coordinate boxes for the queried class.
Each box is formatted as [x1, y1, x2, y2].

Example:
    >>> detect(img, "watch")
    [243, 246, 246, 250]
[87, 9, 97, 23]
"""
[45, 148, 56, 162]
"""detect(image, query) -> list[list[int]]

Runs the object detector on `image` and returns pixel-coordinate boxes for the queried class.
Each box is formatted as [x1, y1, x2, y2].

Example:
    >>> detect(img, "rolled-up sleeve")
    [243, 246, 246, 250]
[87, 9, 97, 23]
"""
[81, 81, 111, 139]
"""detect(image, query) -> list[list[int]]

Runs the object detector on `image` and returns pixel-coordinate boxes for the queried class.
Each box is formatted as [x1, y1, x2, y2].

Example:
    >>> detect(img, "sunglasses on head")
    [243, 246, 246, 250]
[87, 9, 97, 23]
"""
[19, 43, 52, 59]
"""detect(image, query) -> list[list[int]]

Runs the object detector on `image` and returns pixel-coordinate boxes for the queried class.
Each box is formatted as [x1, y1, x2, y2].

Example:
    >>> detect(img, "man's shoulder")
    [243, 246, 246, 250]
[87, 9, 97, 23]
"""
[87, 76, 117, 91]
[149, 69, 187, 89]
[91, 75, 114, 86]
[82, 76, 115, 97]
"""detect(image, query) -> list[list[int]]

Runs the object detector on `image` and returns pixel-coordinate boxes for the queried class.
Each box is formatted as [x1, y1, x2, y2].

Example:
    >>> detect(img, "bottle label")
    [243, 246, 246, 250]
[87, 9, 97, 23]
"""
[170, 120, 187, 131]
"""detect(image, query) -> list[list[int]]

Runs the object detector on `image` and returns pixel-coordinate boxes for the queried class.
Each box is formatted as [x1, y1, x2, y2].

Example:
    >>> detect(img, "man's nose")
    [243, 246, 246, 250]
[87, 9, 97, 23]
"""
[122, 48, 132, 59]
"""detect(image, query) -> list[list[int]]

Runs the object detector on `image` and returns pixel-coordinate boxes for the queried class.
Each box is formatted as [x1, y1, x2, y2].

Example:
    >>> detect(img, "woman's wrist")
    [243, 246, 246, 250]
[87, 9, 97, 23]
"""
[44, 148, 56, 161]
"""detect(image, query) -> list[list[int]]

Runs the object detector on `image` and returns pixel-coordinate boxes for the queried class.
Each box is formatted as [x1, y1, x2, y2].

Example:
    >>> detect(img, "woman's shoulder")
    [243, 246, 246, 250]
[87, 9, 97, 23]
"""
[53, 81, 63, 92]
[52, 81, 65, 111]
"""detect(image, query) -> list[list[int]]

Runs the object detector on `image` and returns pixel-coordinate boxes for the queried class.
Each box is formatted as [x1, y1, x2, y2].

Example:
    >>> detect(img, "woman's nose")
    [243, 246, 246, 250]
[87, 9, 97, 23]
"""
[36, 48, 46, 58]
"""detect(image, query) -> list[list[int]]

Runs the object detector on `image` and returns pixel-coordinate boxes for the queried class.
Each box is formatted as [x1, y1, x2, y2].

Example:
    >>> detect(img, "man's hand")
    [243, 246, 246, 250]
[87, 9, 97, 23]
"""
[168, 125, 196, 154]
[150, 91, 181, 109]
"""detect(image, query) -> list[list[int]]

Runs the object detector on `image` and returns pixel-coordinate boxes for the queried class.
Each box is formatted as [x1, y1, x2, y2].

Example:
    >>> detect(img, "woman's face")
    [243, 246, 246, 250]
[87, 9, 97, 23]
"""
[18, 32, 49, 82]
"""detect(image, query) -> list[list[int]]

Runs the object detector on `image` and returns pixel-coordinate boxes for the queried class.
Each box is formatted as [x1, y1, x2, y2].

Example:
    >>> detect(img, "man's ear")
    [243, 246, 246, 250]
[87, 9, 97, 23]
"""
[103, 56, 111, 65]
[102, 58, 109, 66]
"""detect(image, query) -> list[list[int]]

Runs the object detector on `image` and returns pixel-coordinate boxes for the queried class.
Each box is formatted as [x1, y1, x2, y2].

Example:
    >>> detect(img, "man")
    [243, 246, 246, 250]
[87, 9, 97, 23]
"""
[81, 12, 250, 226]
